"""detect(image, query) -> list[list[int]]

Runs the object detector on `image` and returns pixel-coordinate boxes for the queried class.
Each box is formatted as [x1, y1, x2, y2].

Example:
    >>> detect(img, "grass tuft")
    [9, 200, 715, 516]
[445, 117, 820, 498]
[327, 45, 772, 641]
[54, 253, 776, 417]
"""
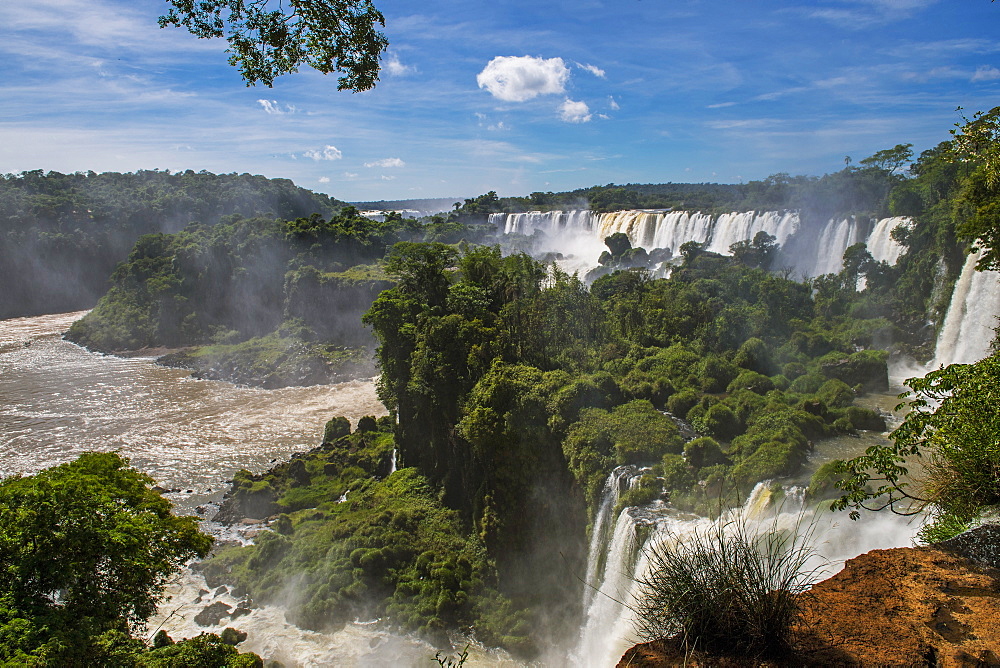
[632, 512, 821, 659]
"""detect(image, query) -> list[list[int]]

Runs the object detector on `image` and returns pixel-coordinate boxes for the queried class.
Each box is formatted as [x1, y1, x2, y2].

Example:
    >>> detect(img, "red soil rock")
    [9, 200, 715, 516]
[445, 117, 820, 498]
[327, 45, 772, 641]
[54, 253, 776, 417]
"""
[617, 546, 1000, 667]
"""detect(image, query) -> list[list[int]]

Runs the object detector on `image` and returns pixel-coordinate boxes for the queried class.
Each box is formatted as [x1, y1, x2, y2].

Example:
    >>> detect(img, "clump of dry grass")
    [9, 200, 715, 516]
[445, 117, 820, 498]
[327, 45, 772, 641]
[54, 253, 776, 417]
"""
[632, 515, 821, 659]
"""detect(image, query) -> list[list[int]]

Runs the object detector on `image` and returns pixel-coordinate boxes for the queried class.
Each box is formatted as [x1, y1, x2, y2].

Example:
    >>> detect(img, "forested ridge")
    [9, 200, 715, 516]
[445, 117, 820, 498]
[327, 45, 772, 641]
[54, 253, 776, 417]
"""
[0, 169, 345, 318]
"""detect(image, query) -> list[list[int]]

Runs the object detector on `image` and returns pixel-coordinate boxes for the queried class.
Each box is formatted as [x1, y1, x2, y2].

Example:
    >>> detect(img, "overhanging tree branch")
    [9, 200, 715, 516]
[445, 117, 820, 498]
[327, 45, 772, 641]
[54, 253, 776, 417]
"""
[159, 0, 389, 89]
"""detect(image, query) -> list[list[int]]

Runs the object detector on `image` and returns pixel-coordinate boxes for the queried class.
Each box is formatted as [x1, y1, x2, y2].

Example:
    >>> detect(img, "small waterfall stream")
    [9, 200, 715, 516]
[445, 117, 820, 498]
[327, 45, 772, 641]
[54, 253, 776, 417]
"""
[931, 249, 1000, 367]
[581, 466, 636, 611]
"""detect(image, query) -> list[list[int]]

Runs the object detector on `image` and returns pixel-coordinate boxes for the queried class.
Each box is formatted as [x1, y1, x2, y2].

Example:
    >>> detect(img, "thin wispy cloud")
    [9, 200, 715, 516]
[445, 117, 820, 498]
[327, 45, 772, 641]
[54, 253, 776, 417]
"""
[972, 65, 1000, 82]
[258, 99, 295, 115]
[577, 62, 606, 78]
[304, 146, 343, 161]
[385, 54, 415, 76]
[365, 157, 405, 168]
[802, 0, 939, 28]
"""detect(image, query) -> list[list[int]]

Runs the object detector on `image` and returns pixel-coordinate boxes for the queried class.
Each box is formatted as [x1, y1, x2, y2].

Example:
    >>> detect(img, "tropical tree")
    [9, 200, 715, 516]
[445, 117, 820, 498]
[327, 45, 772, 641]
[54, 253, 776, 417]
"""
[0, 453, 214, 663]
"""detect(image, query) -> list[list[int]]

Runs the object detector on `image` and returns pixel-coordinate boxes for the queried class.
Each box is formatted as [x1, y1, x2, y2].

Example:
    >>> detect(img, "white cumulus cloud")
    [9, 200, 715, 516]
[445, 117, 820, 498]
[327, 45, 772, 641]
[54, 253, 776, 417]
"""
[608, 96, 620, 110]
[477, 55, 569, 102]
[559, 98, 591, 123]
[385, 54, 414, 76]
[304, 145, 342, 161]
[364, 157, 405, 168]
[318, 176, 330, 183]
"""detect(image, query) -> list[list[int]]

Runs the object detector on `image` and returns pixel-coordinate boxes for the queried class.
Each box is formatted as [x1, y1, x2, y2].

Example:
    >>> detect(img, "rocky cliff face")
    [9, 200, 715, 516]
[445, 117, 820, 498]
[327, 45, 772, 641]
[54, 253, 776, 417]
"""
[618, 530, 1000, 667]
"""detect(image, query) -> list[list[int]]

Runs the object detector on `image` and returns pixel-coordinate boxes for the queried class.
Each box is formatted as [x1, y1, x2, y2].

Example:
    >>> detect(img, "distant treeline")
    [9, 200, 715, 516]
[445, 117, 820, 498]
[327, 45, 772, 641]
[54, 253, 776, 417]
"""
[351, 197, 462, 212]
[0, 169, 345, 318]
[450, 145, 913, 219]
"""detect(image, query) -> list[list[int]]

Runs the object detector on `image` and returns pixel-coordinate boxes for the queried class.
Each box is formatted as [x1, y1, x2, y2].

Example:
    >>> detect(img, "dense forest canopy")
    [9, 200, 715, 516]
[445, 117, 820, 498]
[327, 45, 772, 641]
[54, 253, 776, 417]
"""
[0, 169, 345, 318]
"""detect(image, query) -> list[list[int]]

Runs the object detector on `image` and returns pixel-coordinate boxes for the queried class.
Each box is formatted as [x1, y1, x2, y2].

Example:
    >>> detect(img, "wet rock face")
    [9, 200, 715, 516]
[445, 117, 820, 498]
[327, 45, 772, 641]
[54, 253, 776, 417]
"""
[936, 523, 1000, 569]
[194, 601, 232, 627]
[618, 545, 1000, 667]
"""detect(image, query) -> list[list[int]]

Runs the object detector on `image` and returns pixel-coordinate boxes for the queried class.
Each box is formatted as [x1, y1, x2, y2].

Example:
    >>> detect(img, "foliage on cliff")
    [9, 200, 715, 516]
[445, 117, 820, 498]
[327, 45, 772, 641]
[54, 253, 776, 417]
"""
[348, 234, 895, 652]
[65, 208, 419, 386]
[0, 169, 345, 319]
[202, 417, 532, 655]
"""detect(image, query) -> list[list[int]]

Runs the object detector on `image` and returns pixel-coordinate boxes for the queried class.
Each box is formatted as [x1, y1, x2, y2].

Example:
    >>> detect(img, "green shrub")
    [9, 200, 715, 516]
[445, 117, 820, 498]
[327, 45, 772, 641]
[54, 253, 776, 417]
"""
[788, 372, 824, 394]
[684, 437, 727, 469]
[702, 405, 741, 442]
[733, 337, 772, 375]
[845, 406, 887, 431]
[781, 362, 806, 380]
[323, 416, 351, 443]
[817, 378, 855, 409]
[699, 356, 738, 393]
[666, 389, 699, 418]
[727, 371, 774, 395]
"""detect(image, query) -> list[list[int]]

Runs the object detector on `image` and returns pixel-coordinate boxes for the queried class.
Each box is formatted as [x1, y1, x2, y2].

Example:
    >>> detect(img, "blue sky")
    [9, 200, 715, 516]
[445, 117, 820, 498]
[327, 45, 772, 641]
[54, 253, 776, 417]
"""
[2, 0, 998, 201]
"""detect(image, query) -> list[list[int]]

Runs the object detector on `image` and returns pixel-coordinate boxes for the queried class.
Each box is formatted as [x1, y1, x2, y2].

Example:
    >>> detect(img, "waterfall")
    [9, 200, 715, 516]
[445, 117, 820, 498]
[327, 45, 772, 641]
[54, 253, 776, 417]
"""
[389, 449, 398, 475]
[493, 210, 916, 282]
[582, 467, 638, 611]
[493, 210, 593, 236]
[931, 250, 1000, 367]
[704, 210, 799, 255]
[866, 217, 910, 266]
[574, 506, 649, 666]
[572, 480, 919, 666]
[808, 217, 864, 277]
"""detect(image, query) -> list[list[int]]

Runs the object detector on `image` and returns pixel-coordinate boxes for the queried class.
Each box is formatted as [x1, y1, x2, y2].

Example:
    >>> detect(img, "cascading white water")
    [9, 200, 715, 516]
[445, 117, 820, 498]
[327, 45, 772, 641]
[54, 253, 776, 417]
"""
[805, 217, 865, 277]
[582, 466, 637, 611]
[574, 506, 647, 665]
[572, 481, 920, 667]
[930, 249, 1000, 367]
[494, 209, 911, 280]
[705, 210, 799, 254]
[866, 217, 910, 266]
[492, 210, 593, 236]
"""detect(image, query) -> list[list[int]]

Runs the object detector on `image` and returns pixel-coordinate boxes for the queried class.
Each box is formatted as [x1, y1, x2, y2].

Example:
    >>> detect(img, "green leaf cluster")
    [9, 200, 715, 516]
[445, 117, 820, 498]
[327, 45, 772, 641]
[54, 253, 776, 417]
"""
[834, 353, 1000, 541]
